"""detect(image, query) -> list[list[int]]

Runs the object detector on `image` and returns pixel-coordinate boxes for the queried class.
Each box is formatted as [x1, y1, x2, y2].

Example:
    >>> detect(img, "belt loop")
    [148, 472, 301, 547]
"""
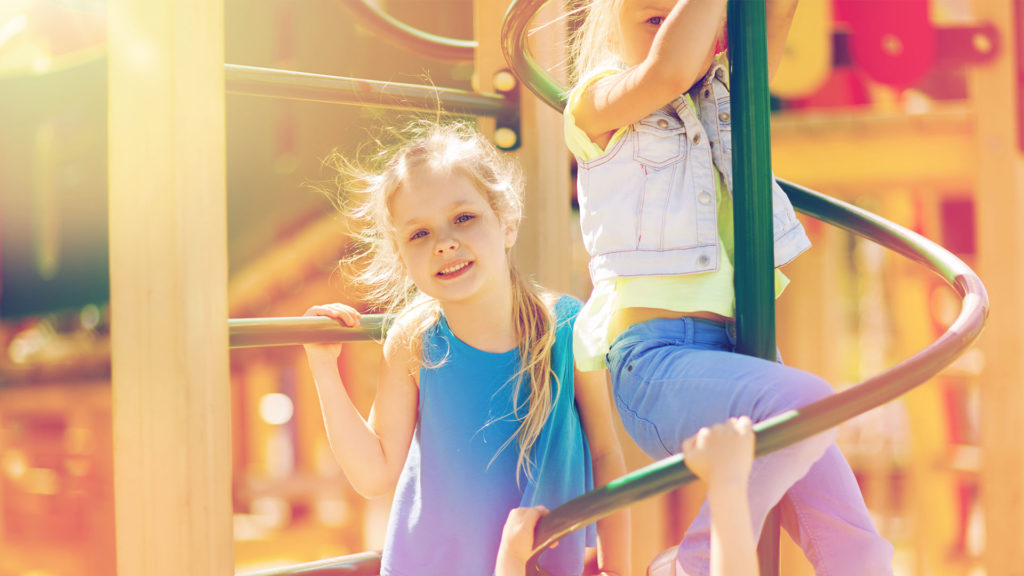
[683, 316, 694, 343]
[725, 322, 737, 348]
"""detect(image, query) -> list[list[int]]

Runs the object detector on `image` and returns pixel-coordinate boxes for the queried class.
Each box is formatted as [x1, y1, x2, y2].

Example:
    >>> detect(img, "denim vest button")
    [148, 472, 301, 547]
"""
[698, 254, 710, 266]
[657, 118, 669, 129]
[703, 89, 711, 98]
[719, 112, 730, 123]
[698, 191, 712, 204]
[693, 134, 702, 145]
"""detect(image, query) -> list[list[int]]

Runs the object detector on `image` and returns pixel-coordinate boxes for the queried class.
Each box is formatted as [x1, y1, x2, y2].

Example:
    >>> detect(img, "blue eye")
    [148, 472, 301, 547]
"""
[455, 213, 475, 224]
[647, 16, 664, 26]
[409, 230, 427, 241]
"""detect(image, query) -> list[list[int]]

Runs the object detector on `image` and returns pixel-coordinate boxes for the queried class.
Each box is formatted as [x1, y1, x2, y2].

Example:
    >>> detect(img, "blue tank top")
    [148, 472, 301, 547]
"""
[381, 295, 596, 576]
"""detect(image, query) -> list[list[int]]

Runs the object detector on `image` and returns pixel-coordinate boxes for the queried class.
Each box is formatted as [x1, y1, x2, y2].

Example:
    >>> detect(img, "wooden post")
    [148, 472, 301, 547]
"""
[970, 1, 1024, 574]
[474, 0, 572, 293]
[107, 0, 232, 574]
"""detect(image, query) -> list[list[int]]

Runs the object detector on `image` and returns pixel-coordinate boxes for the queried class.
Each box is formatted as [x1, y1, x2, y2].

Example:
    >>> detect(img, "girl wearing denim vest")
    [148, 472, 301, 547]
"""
[303, 123, 629, 576]
[566, 1, 893, 574]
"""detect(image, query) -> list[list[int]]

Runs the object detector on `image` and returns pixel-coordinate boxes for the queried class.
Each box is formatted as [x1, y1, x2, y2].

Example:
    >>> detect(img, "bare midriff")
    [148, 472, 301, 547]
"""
[608, 307, 735, 343]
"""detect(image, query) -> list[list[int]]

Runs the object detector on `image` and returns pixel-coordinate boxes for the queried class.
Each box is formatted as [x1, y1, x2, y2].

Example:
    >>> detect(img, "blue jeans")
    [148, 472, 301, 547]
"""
[607, 317, 893, 576]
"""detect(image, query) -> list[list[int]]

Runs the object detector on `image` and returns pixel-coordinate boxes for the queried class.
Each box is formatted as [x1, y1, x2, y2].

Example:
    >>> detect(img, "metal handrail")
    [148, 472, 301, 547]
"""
[500, 0, 568, 112]
[338, 0, 474, 62]
[225, 64, 516, 121]
[229, 315, 389, 348]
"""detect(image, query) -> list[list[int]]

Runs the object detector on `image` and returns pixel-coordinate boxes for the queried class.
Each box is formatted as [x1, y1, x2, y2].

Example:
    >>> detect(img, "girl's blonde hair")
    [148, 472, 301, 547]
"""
[569, 0, 627, 85]
[327, 121, 558, 484]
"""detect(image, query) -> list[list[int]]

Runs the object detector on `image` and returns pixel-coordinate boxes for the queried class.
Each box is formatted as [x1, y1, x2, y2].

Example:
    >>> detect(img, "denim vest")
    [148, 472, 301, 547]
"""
[575, 61, 811, 284]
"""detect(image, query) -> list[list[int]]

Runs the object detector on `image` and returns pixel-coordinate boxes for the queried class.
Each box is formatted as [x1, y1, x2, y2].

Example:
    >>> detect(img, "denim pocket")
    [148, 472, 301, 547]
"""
[634, 112, 688, 168]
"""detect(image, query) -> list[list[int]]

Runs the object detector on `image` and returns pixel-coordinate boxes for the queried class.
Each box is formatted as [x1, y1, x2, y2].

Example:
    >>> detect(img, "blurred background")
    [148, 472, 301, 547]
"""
[0, 0, 1011, 574]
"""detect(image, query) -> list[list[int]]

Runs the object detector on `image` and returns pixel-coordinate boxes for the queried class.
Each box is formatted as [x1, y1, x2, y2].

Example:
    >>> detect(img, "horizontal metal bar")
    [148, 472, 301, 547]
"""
[229, 315, 389, 349]
[337, 0, 474, 62]
[225, 64, 516, 120]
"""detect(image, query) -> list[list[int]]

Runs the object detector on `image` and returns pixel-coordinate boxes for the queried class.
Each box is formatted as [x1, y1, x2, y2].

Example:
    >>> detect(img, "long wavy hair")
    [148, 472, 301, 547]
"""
[323, 121, 558, 484]
[569, 0, 628, 86]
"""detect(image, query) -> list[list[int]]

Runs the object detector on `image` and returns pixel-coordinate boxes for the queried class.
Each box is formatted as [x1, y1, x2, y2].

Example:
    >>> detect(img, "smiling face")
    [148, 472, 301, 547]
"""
[388, 167, 516, 307]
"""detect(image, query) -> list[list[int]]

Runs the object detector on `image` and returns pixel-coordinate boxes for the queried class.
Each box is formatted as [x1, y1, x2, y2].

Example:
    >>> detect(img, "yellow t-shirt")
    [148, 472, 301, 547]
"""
[565, 66, 789, 371]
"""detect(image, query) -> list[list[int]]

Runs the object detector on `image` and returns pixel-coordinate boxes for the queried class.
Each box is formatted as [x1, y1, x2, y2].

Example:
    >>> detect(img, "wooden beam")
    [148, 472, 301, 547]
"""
[970, 1, 1024, 574]
[771, 107, 976, 193]
[107, 0, 231, 575]
[475, 0, 572, 293]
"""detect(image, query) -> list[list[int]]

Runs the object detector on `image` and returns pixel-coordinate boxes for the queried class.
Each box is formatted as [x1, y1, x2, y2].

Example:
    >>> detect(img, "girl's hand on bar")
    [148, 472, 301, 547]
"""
[302, 303, 361, 358]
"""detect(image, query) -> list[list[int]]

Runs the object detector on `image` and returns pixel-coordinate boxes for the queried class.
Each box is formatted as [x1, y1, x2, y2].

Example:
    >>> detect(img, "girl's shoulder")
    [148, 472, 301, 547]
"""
[546, 292, 583, 328]
[381, 322, 420, 383]
[382, 297, 443, 374]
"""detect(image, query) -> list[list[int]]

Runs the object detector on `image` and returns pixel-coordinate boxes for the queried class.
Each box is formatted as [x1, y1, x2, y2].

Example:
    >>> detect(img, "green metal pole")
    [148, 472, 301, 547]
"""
[726, 1, 780, 574]
[728, 0, 776, 359]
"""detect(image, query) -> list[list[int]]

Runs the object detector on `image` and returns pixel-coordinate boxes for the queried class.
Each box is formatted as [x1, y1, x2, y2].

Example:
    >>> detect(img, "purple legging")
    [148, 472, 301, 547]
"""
[606, 317, 894, 576]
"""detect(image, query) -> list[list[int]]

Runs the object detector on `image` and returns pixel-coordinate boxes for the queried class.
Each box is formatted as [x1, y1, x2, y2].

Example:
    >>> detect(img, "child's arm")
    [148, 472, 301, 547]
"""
[495, 506, 549, 576]
[575, 368, 631, 576]
[681, 416, 758, 576]
[766, 0, 799, 79]
[574, 0, 728, 142]
[303, 304, 418, 499]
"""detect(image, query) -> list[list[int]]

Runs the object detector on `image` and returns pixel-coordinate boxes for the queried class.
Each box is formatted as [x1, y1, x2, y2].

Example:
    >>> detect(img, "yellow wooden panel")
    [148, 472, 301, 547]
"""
[107, 0, 231, 575]
[771, 108, 975, 193]
[969, 1, 1024, 574]
[771, 0, 831, 99]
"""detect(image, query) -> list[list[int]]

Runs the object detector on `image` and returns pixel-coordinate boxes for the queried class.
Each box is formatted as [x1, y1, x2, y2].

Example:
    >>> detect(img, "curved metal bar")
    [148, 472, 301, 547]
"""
[235, 550, 381, 576]
[229, 315, 389, 348]
[225, 64, 516, 120]
[501, 0, 568, 112]
[502, 6, 989, 566]
[337, 0, 475, 62]
[522, 181, 988, 571]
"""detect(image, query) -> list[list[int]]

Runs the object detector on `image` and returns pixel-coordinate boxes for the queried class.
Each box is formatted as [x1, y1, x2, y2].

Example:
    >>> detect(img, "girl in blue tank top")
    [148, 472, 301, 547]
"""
[303, 122, 630, 576]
